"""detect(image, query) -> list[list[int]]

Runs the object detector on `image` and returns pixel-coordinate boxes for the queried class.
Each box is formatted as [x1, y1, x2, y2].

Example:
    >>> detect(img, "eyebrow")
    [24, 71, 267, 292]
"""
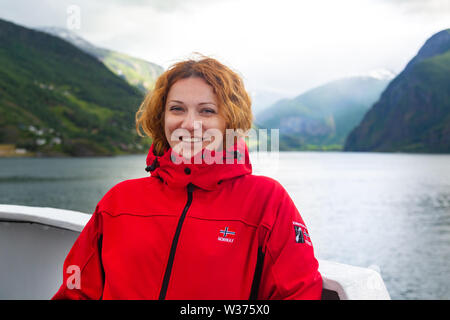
[168, 100, 216, 106]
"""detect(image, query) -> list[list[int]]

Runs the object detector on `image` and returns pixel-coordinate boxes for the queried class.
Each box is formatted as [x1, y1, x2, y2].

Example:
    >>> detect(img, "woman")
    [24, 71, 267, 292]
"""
[53, 56, 322, 300]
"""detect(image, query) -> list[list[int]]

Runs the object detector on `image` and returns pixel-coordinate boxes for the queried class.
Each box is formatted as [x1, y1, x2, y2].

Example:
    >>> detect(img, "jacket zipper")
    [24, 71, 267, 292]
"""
[158, 182, 194, 300]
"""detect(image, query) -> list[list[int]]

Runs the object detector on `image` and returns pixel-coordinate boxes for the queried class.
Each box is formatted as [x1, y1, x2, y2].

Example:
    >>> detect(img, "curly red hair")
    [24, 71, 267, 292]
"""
[136, 54, 253, 156]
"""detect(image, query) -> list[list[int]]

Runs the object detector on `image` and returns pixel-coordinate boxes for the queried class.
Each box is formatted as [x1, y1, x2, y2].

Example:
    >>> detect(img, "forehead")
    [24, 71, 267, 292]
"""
[167, 77, 217, 102]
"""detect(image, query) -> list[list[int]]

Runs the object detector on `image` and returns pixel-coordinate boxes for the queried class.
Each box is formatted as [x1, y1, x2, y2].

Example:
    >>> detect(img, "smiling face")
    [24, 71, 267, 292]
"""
[164, 77, 227, 159]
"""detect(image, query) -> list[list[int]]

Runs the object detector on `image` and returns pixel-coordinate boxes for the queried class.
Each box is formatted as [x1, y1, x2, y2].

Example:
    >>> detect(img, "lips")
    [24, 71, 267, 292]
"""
[179, 136, 212, 142]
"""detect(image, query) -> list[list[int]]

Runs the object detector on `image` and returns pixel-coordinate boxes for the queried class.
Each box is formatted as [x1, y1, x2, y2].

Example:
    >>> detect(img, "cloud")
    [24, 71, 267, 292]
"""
[1, 0, 449, 97]
[378, 0, 450, 17]
[96, 0, 227, 13]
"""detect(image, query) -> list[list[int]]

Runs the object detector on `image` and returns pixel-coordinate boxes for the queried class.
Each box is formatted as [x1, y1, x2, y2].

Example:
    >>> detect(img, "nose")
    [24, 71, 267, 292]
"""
[180, 111, 201, 132]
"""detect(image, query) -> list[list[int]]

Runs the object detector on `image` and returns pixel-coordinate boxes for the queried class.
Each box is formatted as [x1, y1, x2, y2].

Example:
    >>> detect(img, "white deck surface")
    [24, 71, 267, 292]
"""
[0, 204, 390, 300]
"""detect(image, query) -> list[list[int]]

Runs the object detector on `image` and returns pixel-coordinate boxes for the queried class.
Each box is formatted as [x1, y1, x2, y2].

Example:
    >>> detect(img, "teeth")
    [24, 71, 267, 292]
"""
[181, 137, 203, 142]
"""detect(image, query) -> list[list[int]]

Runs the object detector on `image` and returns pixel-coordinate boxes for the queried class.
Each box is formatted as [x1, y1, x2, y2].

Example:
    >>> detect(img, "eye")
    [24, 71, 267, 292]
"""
[201, 108, 216, 114]
[169, 106, 183, 112]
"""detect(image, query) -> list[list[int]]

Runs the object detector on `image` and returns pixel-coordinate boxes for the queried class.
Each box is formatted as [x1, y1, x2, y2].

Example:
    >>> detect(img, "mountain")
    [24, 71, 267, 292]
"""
[0, 18, 149, 156]
[345, 29, 450, 153]
[250, 89, 290, 117]
[37, 26, 164, 94]
[255, 74, 393, 150]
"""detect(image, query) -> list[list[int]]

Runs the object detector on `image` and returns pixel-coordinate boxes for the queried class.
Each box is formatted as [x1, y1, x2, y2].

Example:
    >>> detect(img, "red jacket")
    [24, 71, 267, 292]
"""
[53, 140, 322, 300]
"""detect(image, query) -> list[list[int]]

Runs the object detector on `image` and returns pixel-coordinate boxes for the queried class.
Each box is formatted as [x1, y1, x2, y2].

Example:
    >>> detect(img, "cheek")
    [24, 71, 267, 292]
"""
[217, 118, 227, 139]
[207, 115, 227, 133]
[207, 117, 227, 147]
[219, 117, 227, 132]
[164, 114, 177, 142]
[203, 120, 225, 140]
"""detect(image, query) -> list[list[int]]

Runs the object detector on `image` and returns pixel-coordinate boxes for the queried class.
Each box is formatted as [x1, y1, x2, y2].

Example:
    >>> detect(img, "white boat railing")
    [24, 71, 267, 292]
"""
[0, 204, 391, 300]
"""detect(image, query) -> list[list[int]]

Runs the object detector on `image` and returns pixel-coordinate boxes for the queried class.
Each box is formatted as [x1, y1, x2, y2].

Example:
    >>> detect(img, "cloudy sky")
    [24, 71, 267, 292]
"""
[0, 0, 449, 100]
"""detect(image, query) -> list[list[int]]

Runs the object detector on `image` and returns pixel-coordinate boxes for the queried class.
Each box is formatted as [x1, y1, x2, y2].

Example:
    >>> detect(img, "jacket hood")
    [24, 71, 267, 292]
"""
[145, 138, 252, 190]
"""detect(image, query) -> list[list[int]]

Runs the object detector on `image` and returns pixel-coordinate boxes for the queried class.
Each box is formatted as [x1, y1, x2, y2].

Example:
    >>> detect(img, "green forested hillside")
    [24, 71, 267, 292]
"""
[255, 76, 391, 150]
[37, 27, 164, 94]
[0, 18, 150, 156]
[345, 29, 450, 153]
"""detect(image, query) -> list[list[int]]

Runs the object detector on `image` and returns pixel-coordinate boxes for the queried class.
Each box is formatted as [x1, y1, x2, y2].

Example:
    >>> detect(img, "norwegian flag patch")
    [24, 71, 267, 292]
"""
[218, 226, 236, 243]
[293, 221, 312, 246]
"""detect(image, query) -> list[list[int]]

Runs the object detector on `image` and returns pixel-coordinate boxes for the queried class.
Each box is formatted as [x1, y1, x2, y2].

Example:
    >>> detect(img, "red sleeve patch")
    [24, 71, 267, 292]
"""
[293, 221, 312, 246]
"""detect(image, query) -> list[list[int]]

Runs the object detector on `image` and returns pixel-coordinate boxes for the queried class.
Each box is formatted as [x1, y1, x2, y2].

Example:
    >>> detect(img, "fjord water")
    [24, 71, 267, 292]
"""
[0, 152, 449, 299]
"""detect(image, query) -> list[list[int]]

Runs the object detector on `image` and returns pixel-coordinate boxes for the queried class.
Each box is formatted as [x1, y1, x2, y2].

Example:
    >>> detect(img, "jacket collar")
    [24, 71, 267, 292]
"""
[145, 138, 252, 191]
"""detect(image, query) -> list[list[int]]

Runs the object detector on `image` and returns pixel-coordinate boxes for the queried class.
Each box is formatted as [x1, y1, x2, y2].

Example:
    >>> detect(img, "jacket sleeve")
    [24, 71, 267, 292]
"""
[52, 206, 104, 300]
[257, 188, 322, 300]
